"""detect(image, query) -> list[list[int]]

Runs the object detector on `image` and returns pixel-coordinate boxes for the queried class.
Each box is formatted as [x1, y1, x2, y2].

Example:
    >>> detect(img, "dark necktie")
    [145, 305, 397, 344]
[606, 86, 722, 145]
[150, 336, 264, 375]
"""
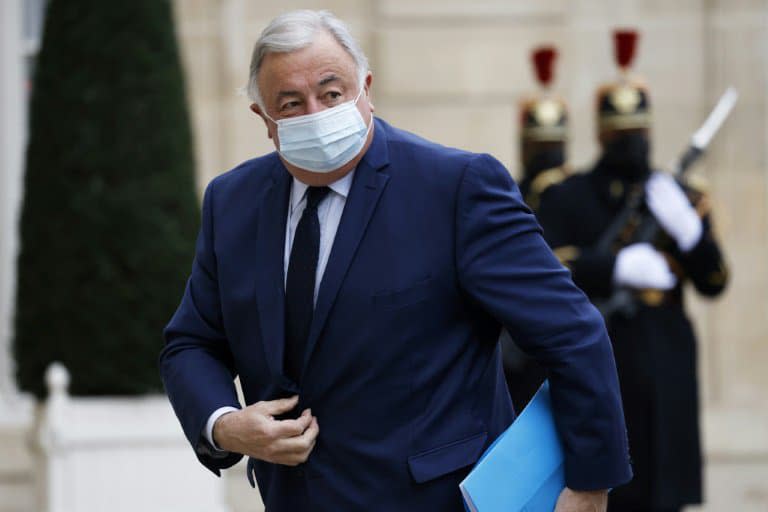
[285, 186, 331, 383]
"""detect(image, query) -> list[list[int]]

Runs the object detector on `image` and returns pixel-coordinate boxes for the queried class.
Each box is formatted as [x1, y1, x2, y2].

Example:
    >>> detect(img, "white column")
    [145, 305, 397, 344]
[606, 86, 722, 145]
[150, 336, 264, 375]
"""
[0, 0, 33, 424]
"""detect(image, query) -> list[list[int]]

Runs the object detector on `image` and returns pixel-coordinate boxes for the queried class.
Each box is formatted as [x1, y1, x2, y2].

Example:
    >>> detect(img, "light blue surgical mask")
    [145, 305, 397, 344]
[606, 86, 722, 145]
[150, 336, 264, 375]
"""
[264, 87, 373, 173]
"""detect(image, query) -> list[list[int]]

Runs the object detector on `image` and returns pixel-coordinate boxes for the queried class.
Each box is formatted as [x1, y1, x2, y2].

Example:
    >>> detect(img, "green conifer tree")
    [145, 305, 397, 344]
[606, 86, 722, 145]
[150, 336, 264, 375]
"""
[14, 0, 199, 398]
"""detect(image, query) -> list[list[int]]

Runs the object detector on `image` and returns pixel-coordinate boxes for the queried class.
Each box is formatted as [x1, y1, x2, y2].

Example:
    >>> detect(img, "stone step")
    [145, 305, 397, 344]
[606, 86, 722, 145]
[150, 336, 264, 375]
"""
[0, 479, 36, 512]
[0, 424, 37, 512]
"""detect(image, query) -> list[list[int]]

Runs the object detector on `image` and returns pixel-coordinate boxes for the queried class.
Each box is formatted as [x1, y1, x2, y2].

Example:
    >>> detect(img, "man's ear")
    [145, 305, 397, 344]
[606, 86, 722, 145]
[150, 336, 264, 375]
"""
[250, 103, 273, 140]
[363, 72, 375, 112]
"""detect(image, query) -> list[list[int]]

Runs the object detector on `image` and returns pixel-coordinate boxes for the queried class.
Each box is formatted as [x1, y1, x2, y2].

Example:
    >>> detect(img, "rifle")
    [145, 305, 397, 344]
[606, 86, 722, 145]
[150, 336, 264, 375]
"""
[596, 87, 738, 317]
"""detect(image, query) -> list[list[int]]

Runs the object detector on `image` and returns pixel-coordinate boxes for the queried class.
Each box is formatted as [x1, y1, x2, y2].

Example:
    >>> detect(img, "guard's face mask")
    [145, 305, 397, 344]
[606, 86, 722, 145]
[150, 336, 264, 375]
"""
[524, 146, 565, 176]
[264, 87, 373, 173]
[601, 131, 651, 181]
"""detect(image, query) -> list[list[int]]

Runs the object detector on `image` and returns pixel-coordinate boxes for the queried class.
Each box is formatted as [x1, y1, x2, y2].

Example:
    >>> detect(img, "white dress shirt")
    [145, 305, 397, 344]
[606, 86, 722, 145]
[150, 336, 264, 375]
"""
[204, 170, 355, 450]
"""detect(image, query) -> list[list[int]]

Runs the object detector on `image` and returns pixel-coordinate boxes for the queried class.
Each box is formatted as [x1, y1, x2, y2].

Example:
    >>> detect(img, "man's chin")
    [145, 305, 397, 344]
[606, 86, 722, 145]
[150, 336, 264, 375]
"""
[283, 161, 356, 186]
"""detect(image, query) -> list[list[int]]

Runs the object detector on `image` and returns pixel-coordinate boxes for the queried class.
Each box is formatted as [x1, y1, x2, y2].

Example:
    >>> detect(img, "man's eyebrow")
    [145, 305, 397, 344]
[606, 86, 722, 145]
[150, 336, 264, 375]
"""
[318, 74, 341, 87]
[273, 75, 341, 103]
[276, 90, 301, 101]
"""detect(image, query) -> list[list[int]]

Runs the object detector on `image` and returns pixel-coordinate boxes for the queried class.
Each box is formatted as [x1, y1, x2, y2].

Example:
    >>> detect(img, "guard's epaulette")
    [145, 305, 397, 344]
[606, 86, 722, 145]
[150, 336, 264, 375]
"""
[526, 166, 569, 210]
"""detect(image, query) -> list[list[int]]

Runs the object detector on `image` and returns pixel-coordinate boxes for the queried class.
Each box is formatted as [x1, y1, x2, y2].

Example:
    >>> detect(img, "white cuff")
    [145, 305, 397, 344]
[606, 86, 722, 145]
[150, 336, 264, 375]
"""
[205, 406, 239, 452]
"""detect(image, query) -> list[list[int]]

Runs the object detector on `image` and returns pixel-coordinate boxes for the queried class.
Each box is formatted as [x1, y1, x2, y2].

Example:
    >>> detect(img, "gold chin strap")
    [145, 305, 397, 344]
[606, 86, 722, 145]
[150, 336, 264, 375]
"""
[522, 125, 567, 142]
[598, 112, 652, 131]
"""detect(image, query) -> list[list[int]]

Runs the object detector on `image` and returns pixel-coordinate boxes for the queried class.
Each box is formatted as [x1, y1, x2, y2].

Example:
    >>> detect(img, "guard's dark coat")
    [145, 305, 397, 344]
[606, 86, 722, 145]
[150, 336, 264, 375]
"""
[537, 160, 728, 510]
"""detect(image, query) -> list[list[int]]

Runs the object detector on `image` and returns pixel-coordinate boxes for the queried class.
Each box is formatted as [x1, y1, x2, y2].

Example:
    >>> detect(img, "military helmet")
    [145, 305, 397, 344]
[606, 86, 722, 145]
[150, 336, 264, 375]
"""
[596, 30, 651, 134]
[520, 46, 568, 142]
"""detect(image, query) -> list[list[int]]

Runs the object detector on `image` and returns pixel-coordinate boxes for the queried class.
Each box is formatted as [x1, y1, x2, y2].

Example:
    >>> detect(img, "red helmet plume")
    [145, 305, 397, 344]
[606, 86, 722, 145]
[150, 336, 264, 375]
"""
[532, 46, 557, 87]
[614, 30, 638, 69]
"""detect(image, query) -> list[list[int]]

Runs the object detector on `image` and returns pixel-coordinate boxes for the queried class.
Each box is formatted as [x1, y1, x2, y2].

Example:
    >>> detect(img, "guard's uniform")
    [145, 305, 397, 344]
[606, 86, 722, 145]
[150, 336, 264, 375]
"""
[537, 30, 728, 511]
[538, 163, 727, 510]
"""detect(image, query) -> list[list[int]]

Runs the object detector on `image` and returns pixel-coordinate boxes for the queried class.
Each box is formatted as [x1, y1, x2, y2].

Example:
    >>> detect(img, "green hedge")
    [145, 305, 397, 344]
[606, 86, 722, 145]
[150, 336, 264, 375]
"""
[14, 0, 199, 398]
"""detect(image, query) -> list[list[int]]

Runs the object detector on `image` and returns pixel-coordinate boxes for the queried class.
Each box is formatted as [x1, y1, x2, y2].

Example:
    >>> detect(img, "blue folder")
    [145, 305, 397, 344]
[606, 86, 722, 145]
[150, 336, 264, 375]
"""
[459, 381, 565, 512]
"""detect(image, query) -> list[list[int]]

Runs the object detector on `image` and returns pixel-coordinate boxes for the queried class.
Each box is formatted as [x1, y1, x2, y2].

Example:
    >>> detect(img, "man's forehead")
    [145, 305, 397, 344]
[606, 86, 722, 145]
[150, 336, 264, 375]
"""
[259, 31, 356, 88]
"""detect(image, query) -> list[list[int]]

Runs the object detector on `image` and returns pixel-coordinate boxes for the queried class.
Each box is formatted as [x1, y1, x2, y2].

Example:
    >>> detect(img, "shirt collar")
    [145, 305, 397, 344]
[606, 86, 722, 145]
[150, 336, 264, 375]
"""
[289, 169, 355, 213]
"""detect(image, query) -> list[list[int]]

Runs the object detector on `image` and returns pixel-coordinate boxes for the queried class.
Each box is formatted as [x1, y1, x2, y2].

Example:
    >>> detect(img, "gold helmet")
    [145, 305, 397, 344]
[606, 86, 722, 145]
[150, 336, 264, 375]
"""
[596, 30, 651, 134]
[520, 46, 567, 142]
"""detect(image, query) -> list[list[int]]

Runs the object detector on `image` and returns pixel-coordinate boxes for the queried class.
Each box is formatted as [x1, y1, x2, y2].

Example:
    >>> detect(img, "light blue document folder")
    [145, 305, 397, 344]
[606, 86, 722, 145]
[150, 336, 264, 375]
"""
[459, 381, 565, 512]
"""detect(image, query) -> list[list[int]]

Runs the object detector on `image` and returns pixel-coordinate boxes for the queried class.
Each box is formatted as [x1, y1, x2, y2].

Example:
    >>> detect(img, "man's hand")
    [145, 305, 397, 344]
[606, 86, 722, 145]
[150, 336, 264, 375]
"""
[213, 395, 319, 466]
[554, 487, 608, 512]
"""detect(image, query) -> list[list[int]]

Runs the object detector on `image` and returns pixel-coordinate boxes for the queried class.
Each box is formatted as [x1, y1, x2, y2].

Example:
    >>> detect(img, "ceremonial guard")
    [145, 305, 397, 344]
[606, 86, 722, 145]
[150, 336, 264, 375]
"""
[537, 30, 729, 511]
[501, 46, 569, 410]
[518, 46, 569, 211]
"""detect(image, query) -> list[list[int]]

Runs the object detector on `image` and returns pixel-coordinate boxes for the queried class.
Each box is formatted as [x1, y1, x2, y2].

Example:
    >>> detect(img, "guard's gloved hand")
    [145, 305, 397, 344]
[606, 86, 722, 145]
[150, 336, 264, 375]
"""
[613, 243, 677, 290]
[645, 172, 703, 252]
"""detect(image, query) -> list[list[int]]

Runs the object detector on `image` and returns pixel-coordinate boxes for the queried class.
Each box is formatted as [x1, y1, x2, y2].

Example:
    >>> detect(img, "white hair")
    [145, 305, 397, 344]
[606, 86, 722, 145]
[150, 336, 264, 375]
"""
[245, 10, 369, 107]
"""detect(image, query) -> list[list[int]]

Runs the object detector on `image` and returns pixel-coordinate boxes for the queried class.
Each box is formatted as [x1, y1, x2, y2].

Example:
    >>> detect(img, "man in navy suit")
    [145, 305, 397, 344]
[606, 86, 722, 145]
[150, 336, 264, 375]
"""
[160, 10, 632, 511]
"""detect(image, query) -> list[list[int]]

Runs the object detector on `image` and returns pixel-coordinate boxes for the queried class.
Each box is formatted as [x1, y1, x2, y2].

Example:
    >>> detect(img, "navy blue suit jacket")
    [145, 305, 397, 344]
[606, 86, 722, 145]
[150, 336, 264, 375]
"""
[161, 118, 631, 511]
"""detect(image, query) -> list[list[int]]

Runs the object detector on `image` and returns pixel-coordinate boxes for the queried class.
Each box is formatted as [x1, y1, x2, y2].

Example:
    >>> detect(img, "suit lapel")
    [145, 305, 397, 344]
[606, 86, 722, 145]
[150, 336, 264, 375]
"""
[301, 120, 390, 377]
[254, 162, 291, 381]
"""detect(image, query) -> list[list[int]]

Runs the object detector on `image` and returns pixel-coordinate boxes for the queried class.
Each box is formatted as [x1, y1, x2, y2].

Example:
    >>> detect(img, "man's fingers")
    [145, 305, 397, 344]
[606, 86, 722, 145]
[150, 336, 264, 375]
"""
[270, 408, 313, 437]
[304, 416, 319, 441]
[239, 400, 318, 465]
[279, 435, 318, 466]
[554, 487, 607, 512]
[296, 416, 320, 452]
[272, 417, 319, 455]
[259, 395, 299, 416]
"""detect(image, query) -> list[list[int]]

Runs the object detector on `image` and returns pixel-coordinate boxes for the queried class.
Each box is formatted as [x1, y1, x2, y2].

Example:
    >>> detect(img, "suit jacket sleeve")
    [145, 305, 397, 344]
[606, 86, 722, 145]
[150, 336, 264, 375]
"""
[159, 179, 243, 474]
[455, 154, 632, 490]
